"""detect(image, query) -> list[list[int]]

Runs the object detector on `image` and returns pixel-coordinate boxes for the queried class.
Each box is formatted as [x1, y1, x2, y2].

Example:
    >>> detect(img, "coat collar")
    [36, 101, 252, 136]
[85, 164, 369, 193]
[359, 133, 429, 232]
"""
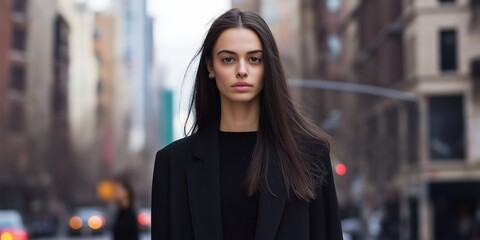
[187, 119, 286, 240]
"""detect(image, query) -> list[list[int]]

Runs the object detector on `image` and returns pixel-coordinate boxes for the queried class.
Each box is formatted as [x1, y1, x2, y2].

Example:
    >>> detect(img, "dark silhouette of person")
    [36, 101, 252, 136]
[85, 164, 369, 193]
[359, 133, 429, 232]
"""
[112, 180, 139, 240]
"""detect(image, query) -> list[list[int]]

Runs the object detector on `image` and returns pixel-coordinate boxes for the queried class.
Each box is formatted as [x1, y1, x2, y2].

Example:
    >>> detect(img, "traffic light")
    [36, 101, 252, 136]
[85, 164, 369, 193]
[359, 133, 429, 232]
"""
[335, 163, 347, 176]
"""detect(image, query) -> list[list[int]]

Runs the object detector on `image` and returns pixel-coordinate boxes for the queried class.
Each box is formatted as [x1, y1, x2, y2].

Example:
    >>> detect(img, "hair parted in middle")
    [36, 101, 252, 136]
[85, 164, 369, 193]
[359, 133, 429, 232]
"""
[185, 8, 330, 202]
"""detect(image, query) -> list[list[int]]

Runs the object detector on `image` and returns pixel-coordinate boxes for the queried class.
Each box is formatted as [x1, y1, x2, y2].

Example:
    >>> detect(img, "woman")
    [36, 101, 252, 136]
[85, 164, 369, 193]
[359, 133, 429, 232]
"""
[112, 180, 139, 240]
[152, 8, 343, 240]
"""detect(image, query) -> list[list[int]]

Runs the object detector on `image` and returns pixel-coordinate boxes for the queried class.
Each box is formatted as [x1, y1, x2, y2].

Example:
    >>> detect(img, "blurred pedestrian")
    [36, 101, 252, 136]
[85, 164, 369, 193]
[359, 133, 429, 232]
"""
[152, 8, 343, 240]
[113, 180, 139, 240]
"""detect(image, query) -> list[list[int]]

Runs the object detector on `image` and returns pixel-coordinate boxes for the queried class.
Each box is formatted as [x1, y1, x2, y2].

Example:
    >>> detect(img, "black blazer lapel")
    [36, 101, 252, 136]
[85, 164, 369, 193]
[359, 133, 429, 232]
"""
[187, 121, 224, 240]
[255, 161, 287, 240]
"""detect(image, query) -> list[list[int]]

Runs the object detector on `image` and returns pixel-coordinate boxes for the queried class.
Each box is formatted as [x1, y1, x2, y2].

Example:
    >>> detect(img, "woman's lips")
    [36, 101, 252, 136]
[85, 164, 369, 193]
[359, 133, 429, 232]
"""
[231, 82, 253, 92]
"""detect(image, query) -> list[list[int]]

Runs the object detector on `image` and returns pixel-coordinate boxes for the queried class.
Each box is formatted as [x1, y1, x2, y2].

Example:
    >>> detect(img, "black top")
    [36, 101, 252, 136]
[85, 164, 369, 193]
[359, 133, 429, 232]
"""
[112, 206, 139, 240]
[219, 131, 259, 240]
[152, 119, 344, 240]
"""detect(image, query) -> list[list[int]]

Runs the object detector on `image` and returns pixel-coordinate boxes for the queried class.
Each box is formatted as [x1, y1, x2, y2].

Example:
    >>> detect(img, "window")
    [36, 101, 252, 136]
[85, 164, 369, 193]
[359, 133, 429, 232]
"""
[428, 95, 465, 160]
[408, 104, 419, 164]
[328, 35, 342, 59]
[12, 0, 27, 13]
[327, 0, 341, 12]
[9, 102, 24, 132]
[439, 29, 457, 71]
[10, 66, 26, 91]
[12, 27, 26, 51]
[409, 199, 419, 240]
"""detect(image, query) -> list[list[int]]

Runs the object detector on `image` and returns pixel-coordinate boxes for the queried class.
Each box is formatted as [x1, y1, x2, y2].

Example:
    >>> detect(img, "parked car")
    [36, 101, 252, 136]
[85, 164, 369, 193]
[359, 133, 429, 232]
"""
[67, 207, 108, 236]
[137, 208, 151, 233]
[27, 213, 58, 237]
[0, 210, 28, 240]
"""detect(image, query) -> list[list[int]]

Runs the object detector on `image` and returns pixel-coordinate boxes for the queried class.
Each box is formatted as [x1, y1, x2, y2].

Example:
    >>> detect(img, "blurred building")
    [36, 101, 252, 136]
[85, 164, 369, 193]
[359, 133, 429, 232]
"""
[93, 11, 117, 185]
[112, 0, 156, 205]
[401, 0, 480, 239]
[0, 0, 75, 232]
[333, 0, 480, 239]
[307, 0, 355, 210]
[340, 0, 405, 238]
[1, 0, 158, 227]
[57, 0, 101, 206]
[0, 0, 32, 213]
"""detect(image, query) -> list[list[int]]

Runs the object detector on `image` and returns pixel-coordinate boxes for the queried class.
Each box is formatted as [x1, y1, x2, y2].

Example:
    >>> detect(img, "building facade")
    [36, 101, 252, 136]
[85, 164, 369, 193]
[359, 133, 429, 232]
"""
[400, 0, 480, 239]
[0, 0, 32, 213]
[0, 0, 74, 232]
[335, 0, 480, 239]
[113, 0, 156, 205]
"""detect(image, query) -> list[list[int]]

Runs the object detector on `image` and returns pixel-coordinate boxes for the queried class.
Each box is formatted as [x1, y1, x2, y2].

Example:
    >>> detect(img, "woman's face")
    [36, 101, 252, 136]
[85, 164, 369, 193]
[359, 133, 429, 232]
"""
[207, 27, 264, 105]
[115, 183, 129, 205]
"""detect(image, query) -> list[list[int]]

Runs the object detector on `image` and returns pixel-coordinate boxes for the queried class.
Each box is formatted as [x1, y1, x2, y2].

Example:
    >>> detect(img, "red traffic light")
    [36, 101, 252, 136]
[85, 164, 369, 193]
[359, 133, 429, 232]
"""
[335, 163, 347, 176]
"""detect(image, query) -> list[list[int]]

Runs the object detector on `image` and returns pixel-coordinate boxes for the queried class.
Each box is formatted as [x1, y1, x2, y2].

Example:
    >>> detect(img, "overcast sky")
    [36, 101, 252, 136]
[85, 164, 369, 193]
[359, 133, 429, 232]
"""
[85, 0, 231, 139]
[149, 0, 231, 139]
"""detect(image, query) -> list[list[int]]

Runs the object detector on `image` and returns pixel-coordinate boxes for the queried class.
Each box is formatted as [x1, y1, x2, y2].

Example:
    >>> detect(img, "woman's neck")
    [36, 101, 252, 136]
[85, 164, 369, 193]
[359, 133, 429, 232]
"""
[220, 99, 260, 132]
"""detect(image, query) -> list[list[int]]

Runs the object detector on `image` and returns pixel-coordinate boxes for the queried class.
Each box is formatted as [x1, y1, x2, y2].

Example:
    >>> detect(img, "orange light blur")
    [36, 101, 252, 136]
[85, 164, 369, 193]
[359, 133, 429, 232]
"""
[88, 216, 104, 230]
[69, 216, 83, 230]
[1, 232, 13, 240]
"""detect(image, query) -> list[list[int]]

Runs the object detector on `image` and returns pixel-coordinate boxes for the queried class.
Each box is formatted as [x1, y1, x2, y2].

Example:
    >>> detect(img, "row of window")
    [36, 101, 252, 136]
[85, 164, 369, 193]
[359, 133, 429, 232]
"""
[368, 94, 464, 163]
[328, 28, 458, 71]
[8, 64, 26, 133]
[7, 1, 28, 133]
[326, 0, 457, 13]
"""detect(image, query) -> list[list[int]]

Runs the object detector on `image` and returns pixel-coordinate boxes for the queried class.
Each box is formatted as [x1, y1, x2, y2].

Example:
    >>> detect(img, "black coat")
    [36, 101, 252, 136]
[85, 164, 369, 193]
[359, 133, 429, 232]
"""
[112, 206, 139, 240]
[151, 121, 343, 240]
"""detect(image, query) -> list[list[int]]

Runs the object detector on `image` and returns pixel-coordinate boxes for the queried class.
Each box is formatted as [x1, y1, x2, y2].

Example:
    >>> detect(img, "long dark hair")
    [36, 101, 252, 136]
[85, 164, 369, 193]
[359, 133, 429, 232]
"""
[185, 8, 330, 202]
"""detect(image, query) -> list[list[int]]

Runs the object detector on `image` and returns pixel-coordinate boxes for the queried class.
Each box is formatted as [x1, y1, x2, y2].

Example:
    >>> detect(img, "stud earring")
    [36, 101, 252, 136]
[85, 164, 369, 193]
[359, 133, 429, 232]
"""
[209, 73, 214, 79]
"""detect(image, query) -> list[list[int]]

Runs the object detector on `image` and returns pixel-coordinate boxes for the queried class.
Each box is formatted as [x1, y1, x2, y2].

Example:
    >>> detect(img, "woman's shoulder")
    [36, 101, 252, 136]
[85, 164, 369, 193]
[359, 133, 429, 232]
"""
[156, 133, 199, 157]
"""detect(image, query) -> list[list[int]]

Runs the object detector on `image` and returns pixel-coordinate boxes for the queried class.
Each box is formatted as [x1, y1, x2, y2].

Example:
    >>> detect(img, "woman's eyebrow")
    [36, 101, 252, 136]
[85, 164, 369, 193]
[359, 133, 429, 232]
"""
[217, 49, 263, 55]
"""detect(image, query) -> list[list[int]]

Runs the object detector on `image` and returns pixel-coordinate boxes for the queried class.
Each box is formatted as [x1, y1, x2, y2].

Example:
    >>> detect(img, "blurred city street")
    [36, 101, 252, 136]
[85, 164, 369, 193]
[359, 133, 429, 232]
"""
[2, 0, 480, 239]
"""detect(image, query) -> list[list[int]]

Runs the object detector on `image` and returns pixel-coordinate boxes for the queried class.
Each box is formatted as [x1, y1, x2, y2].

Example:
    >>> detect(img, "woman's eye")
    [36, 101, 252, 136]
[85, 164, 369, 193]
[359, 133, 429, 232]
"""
[250, 57, 262, 63]
[222, 57, 234, 63]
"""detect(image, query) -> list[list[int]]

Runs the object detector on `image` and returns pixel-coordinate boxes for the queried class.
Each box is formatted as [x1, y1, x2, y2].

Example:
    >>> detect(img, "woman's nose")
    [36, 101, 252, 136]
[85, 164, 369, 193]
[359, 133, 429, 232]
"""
[236, 62, 248, 78]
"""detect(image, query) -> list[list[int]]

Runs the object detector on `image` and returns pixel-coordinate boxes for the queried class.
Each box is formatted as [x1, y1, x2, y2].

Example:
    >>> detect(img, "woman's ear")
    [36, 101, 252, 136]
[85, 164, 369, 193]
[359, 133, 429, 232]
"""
[206, 58, 214, 76]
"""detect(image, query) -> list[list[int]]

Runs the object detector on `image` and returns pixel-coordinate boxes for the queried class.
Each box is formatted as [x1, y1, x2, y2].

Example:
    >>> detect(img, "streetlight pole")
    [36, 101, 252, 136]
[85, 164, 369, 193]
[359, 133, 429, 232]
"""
[288, 79, 418, 102]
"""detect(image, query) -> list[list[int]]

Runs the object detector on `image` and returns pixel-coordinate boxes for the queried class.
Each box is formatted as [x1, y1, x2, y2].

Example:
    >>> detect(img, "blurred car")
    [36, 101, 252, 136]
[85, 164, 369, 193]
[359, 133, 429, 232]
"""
[0, 210, 28, 240]
[67, 207, 108, 236]
[27, 214, 58, 237]
[137, 208, 151, 233]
